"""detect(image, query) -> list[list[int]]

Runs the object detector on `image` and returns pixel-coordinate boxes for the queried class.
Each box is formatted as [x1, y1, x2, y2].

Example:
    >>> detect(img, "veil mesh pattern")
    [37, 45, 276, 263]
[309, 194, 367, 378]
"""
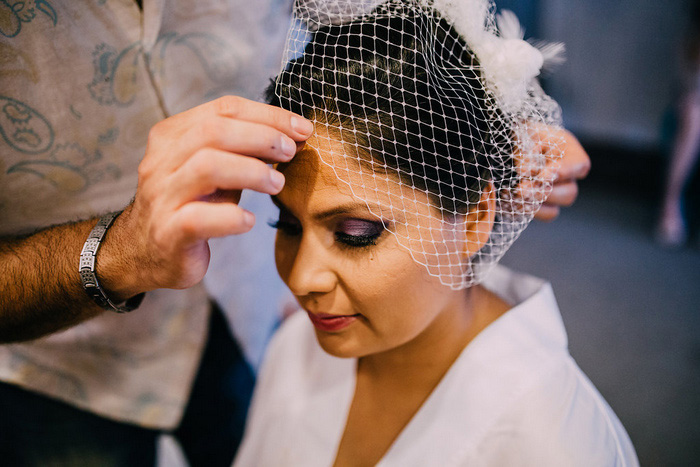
[274, 0, 564, 289]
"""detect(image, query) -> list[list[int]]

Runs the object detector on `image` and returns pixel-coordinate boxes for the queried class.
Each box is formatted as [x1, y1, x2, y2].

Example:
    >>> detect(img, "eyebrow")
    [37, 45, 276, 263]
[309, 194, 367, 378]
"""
[271, 195, 380, 222]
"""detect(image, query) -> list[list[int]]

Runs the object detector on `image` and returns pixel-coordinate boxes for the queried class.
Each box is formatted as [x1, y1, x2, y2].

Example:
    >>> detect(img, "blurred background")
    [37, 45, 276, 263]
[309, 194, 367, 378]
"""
[497, 0, 700, 465]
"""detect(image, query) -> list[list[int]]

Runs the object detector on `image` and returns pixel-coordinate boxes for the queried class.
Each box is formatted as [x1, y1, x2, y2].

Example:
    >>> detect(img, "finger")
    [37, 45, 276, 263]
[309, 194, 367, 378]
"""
[514, 125, 567, 178]
[555, 131, 591, 181]
[521, 128, 590, 183]
[172, 202, 257, 243]
[512, 179, 547, 204]
[177, 117, 305, 165]
[526, 122, 567, 155]
[545, 181, 579, 207]
[167, 149, 285, 204]
[184, 96, 314, 141]
[515, 152, 546, 178]
[534, 204, 561, 222]
[204, 189, 241, 204]
[557, 156, 591, 181]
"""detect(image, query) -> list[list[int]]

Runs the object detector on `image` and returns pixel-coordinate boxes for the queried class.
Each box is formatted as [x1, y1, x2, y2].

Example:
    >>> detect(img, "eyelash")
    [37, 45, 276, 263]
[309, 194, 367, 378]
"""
[335, 231, 380, 248]
[268, 220, 383, 249]
[268, 220, 301, 237]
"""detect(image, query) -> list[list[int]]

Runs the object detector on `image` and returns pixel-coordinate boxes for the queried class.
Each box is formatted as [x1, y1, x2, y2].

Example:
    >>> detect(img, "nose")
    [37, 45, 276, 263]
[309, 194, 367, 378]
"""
[277, 233, 337, 298]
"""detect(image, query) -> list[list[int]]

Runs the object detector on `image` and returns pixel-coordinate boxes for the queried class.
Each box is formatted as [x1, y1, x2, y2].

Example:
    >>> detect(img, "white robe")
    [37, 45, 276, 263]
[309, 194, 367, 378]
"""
[235, 266, 639, 466]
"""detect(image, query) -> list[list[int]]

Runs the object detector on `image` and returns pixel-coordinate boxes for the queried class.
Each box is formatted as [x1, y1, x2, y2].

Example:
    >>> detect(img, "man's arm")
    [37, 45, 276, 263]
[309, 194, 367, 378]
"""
[0, 220, 102, 342]
[0, 96, 314, 343]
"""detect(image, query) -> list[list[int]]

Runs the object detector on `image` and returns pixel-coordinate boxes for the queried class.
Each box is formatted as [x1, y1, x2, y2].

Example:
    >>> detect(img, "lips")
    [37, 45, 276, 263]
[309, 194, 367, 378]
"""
[306, 311, 360, 332]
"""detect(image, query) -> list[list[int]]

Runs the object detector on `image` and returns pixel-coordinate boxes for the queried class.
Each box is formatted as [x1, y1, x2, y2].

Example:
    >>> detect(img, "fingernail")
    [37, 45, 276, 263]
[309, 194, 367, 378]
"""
[270, 170, 285, 191]
[291, 116, 314, 137]
[281, 135, 296, 158]
[244, 211, 255, 226]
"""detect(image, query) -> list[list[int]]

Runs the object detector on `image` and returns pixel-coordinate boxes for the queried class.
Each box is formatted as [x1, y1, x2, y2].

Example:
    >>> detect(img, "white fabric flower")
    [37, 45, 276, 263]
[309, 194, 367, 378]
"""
[476, 36, 544, 113]
[433, 2, 562, 114]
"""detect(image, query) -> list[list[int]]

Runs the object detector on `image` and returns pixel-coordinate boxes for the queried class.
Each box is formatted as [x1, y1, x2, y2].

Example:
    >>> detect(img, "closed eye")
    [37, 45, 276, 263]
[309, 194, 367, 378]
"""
[269, 204, 301, 236]
[268, 219, 302, 237]
[334, 218, 384, 249]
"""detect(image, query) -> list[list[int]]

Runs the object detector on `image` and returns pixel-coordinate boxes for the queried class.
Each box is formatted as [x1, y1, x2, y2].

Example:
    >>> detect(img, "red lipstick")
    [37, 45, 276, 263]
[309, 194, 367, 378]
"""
[306, 311, 359, 332]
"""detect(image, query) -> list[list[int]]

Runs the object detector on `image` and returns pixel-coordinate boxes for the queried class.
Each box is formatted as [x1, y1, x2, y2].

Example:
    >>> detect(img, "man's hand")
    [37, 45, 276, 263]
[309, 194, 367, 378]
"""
[535, 129, 590, 222]
[506, 125, 591, 222]
[0, 96, 313, 341]
[100, 97, 314, 300]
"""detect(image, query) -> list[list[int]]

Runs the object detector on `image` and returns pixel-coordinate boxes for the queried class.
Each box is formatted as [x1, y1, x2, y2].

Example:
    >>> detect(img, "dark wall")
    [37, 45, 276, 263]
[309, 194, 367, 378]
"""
[496, 0, 540, 36]
[544, 0, 694, 148]
[500, 0, 696, 151]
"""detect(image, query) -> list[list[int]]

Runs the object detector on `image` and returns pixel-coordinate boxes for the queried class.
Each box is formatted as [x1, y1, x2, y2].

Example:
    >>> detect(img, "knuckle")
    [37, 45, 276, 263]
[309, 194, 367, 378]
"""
[151, 223, 171, 252]
[137, 181, 156, 205]
[148, 120, 167, 141]
[263, 126, 279, 146]
[216, 95, 243, 117]
[189, 150, 214, 177]
[137, 159, 152, 180]
[270, 105, 288, 129]
[250, 159, 272, 184]
[233, 157, 269, 189]
[177, 207, 201, 238]
[188, 151, 218, 192]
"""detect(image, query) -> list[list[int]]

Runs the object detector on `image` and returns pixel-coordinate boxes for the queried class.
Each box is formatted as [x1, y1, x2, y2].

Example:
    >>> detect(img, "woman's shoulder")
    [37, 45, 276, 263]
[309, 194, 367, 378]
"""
[468, 357, 639, 467]
[437, 267, 639, 466]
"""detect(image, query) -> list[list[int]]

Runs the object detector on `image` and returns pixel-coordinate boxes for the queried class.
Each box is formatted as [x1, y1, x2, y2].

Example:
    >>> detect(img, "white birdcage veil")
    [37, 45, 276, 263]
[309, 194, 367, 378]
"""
[270, 0, 564, 289]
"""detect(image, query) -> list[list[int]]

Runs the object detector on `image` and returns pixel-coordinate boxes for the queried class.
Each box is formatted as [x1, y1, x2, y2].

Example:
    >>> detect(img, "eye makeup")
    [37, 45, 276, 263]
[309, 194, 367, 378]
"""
[269, 197, 388, 249]
[334, 218, 384, 248]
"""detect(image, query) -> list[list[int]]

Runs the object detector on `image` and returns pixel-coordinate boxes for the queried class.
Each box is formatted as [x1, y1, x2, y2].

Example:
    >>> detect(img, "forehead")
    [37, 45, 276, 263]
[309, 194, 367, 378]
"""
[276, 136, 355, 210]
[278, 132, 426, 218]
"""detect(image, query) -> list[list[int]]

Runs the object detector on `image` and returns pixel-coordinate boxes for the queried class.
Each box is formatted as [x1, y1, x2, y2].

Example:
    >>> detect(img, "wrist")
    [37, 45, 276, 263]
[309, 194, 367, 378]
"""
[86, 210, 147, 307]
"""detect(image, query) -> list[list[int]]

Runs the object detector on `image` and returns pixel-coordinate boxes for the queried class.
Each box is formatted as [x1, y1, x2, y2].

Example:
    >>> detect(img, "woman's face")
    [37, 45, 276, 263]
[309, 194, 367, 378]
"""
[273, 135, 473, 359]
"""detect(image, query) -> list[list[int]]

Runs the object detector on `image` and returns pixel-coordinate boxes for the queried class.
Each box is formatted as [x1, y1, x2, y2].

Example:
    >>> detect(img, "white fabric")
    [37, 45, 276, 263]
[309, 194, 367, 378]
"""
[235, 266, 639, 466]
[0, 0, 291, 428]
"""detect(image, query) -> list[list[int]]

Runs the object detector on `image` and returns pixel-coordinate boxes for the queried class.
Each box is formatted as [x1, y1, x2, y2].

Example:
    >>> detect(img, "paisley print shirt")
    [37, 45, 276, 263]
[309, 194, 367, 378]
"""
[0, 0, 291, 428]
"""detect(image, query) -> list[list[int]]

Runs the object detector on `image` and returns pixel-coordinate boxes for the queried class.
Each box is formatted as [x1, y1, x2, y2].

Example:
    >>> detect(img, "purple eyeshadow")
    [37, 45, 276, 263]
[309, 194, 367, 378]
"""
[338, 219, 382, 237]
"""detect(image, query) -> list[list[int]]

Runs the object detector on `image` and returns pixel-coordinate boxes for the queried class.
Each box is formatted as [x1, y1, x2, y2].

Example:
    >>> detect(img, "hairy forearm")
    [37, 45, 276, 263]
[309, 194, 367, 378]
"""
[0, 220, 104, 343]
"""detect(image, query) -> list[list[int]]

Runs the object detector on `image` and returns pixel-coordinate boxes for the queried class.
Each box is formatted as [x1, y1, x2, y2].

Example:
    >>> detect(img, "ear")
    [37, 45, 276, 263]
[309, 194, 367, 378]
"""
[461, 182, 496, 258]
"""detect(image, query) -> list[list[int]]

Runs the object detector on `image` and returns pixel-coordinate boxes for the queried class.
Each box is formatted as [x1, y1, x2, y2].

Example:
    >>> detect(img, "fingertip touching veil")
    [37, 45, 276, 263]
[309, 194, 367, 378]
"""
[269, 0, 565, 289]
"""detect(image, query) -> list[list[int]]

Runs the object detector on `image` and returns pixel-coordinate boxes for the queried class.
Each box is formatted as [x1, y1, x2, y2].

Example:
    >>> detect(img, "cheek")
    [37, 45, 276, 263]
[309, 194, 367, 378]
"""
[344, 248, 445, 331]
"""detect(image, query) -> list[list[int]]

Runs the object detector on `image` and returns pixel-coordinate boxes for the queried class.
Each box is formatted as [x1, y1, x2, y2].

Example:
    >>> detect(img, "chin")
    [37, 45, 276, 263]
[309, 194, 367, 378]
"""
[314, 331, 373, 359]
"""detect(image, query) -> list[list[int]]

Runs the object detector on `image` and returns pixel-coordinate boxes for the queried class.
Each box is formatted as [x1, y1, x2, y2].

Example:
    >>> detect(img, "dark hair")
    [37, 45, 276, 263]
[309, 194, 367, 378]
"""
[266, 5, 514, 216]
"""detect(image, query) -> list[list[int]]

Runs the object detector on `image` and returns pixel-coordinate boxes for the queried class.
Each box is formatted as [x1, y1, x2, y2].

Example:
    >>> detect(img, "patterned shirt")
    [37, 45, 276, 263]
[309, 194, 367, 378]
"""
[0, 0, 291, 429]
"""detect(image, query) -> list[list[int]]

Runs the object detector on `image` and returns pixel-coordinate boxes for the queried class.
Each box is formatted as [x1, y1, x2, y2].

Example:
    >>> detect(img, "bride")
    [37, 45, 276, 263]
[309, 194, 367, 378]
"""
[235, 1, 638, 465]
